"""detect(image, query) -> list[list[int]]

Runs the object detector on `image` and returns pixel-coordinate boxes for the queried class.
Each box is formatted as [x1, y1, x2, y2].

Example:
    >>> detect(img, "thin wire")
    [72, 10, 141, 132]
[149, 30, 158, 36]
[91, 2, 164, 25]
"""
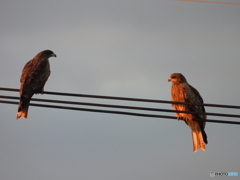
[1, 100, 240, 125]
[1, 95, 240, 118]
[1, 87, 240, 109]
[176, 0, 240, 5]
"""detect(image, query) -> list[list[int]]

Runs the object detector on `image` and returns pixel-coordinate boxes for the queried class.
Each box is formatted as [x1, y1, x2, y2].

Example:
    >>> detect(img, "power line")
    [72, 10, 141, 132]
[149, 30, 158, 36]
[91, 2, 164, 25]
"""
[1, 87, 240, 125]
[1, 87, 240, 109]
[1, 95, 240, 118]
[176, 0, 240, 5]
[1, 100, 240, 125]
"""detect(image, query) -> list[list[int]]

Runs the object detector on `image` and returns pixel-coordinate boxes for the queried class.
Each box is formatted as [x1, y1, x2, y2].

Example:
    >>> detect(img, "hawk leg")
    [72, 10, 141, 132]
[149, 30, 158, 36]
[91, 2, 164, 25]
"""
[34, 85, 45, 94]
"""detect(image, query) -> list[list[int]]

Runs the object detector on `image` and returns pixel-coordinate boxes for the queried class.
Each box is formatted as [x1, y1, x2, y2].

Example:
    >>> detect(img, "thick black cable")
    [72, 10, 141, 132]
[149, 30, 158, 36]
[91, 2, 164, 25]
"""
[1, 87, 240, 109]
[1, 100, 240, 125]
[1, 95, 240, 118]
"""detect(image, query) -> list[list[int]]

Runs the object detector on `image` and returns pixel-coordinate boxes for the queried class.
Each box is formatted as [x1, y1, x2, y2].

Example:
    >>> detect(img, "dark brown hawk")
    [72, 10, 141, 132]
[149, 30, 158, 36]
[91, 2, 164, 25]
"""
[168, 73, 207, 152]
[17, 50, 56, 120]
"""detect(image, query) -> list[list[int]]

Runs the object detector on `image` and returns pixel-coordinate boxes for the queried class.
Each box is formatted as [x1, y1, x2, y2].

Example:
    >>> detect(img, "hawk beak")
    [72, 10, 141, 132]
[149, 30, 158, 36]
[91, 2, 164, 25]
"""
[168, 78, 171, 82]
[52, 53, 57, 57]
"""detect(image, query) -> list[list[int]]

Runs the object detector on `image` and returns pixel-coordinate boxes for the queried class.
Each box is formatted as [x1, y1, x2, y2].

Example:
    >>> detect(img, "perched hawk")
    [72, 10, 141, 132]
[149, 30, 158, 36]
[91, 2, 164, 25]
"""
[16, 50, 56, 120]
[168, 73, 207, 152]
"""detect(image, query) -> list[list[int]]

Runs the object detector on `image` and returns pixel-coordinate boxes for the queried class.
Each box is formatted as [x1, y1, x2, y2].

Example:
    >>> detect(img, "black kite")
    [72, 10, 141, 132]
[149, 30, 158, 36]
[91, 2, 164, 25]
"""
[17, 50, 56, 120]
[168, 73, 207, 152]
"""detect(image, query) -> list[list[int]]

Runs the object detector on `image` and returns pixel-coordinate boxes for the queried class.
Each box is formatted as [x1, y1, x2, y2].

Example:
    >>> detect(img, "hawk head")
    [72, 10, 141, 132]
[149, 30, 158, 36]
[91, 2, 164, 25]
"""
[35, 50, 57, 59]
[168, 73, 187, 83]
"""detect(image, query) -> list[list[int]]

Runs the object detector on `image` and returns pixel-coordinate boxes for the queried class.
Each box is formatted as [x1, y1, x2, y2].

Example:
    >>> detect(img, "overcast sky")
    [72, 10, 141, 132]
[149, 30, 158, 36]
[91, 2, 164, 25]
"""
[0, 0, 240, 180]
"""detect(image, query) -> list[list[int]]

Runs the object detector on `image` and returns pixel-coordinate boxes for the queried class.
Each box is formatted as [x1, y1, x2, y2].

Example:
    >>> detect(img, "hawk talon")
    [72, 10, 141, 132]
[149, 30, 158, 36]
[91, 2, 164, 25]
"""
[34, 91, 44, 95]
[177, 117, 184, 121]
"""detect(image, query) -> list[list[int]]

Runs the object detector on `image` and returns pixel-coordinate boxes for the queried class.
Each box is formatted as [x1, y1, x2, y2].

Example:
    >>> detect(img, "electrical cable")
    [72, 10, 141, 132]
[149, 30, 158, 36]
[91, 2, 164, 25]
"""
[1, 100, 240, 125]
[0, 95, 240, 118]
[1, 87, 240, 109]
[1, 87, 240, 125]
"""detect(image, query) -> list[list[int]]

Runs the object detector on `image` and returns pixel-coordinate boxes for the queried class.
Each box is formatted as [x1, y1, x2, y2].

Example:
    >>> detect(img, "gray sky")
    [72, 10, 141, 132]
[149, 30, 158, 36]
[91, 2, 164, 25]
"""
[0, 0, 240, 180]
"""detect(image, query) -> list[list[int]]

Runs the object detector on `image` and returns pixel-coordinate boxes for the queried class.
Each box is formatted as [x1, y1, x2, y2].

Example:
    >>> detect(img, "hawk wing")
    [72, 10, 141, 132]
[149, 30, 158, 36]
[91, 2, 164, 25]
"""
[184, 84, 206, 119]
[20, 58, 50, 95]
[184, 84, 207, 143]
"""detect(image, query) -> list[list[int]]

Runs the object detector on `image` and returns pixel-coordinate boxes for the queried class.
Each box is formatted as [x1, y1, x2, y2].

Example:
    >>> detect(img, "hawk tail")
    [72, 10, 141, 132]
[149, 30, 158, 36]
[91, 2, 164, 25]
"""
[201, 128, 208, 144]
[16, 96, 30, 120]
[191, 130, 206, 152]
[190, 123, 206, 152]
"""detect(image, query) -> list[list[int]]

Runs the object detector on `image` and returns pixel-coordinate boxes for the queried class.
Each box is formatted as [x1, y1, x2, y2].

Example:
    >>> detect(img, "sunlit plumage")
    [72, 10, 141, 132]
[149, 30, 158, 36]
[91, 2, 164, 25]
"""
[168, 73, 207, 152]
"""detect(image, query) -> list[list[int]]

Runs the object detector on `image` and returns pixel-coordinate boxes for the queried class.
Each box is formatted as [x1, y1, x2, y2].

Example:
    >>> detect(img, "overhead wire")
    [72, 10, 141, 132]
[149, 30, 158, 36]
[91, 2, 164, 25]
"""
[1, 87, 240, 109]
[1, 100, 240, 125]
[0, 87, 240, 125]
[175, 0, 240, 5]
[0, 95, 240, 118]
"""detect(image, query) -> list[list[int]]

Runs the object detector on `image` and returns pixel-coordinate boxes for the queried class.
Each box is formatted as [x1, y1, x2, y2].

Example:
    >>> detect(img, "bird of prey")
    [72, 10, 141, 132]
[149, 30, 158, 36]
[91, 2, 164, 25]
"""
[16, 50, 56, 120]
[168, 73, 207, 152]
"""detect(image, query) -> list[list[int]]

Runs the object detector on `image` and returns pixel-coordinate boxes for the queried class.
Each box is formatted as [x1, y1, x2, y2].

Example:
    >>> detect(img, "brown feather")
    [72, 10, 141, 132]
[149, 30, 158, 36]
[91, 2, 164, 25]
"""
[16, 50, 56, 120]
[169, 73, 207, 152]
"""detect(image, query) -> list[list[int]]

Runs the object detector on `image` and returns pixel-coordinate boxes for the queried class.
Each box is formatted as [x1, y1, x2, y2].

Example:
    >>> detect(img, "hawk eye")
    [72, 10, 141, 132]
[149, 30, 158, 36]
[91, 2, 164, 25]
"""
[171, 76, 176, 79]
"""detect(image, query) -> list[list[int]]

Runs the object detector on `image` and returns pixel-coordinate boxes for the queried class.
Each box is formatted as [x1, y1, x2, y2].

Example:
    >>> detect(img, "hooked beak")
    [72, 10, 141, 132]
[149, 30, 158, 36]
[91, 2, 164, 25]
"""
[168, 78, 171, 82]
[52, 53, 57, 57]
